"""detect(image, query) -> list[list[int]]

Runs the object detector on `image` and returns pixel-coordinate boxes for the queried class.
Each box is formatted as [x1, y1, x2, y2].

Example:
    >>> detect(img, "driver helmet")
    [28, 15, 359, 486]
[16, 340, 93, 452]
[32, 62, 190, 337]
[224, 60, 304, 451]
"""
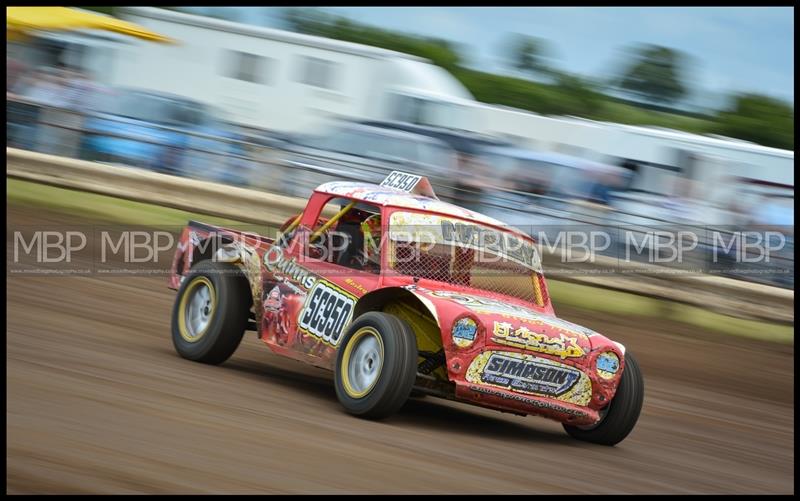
[360, 213, 382, 266]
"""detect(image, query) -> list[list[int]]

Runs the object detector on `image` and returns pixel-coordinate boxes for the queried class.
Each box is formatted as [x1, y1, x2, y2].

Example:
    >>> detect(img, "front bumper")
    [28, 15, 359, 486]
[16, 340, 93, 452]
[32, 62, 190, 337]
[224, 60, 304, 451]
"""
[455, 381, 600, 426]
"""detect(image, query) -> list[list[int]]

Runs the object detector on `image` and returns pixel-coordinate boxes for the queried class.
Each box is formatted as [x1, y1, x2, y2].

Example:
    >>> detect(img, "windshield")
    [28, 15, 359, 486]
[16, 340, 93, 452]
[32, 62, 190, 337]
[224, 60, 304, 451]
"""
[390, 93, 473, 129]
[387, 211, 547, 306]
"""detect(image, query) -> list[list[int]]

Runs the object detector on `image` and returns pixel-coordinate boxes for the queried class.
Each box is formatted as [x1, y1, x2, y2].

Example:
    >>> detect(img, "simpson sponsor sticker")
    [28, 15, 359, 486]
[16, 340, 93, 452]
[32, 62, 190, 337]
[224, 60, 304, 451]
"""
[298, 280, 356, 347]
[492, 321, 586, 359]
[467, 351, 592, 406]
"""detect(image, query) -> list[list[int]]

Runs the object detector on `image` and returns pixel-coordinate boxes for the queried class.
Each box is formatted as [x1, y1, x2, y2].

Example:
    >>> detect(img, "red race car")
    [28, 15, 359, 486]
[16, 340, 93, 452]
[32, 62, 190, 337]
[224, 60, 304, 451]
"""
[168, 171, 644, 446]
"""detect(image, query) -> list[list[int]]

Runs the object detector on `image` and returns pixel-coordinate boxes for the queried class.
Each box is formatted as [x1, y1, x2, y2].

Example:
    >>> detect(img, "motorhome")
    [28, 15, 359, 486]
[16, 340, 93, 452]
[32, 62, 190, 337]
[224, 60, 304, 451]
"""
[103, 7, 479, 134]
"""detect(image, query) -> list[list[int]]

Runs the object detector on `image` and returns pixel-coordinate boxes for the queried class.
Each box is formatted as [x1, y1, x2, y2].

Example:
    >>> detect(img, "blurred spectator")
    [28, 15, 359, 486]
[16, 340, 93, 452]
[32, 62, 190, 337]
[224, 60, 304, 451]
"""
[19, 67, 68, 108]
[748, 194, 794, 287]
[661, 177, 703, 223]
[7, 55, 28, 95]
[17, 66, 84, 156]
[618, 158, 639, 191]
[581, 161, 629, 206]
[751, 194, 794, 229]
[62, 68, 97, 111]
[453, 152, 490, 212]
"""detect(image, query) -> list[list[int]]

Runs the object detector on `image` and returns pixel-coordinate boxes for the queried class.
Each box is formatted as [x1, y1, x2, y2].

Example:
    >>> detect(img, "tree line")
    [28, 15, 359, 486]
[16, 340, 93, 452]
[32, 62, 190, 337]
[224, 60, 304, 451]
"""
[282, 8, 793, 150]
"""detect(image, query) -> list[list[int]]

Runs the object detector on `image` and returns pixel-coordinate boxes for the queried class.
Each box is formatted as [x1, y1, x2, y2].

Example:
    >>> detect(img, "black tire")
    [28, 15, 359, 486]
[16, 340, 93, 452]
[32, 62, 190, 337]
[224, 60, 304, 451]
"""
[563, 352, 644, 446]
[334, 312, 418, 420]
[171, 260, 251, 365]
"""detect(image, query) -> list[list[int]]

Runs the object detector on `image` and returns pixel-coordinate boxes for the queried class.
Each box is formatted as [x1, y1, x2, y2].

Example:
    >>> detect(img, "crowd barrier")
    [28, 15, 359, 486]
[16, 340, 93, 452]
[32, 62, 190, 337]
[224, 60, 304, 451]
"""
[8, 147, 793, 324]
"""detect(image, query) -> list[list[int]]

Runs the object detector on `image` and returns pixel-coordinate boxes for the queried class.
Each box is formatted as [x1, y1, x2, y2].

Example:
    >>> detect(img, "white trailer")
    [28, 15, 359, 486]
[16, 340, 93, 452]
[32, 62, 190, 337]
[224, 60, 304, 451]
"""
[102, 7, 479, 134]
[472, 102, 793, 206]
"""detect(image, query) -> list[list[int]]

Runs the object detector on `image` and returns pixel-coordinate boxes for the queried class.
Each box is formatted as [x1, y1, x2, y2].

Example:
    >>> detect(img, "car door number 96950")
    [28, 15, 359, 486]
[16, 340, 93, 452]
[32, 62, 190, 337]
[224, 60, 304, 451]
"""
[298, 281, 356, 346]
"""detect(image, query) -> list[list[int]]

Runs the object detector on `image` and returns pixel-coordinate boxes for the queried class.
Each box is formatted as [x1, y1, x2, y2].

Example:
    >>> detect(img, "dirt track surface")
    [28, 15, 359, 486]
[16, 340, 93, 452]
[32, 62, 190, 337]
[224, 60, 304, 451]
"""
[6, 204, 795, 494]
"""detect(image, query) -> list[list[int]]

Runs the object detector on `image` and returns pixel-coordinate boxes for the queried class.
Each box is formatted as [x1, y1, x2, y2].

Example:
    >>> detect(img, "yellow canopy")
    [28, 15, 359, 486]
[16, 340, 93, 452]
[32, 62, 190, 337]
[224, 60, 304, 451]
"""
[7, 7, 174, 43]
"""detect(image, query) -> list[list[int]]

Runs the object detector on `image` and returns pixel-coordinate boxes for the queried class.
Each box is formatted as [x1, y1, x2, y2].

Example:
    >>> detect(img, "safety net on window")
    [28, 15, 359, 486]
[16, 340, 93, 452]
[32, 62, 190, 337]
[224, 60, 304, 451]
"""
[386, 211, 548, 307]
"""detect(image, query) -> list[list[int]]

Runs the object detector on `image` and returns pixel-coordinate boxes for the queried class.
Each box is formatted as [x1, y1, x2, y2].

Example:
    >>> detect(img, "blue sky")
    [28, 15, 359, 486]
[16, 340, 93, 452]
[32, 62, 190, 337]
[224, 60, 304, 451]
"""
[179, 7, 794, 108]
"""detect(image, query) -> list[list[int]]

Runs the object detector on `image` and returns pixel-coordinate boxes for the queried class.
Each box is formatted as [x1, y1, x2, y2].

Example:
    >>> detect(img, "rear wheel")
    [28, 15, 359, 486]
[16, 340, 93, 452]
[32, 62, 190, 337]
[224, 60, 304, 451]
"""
[563, 352, 644, 446]
[334, 312, 418, 419]
[171, 260, 251, 365]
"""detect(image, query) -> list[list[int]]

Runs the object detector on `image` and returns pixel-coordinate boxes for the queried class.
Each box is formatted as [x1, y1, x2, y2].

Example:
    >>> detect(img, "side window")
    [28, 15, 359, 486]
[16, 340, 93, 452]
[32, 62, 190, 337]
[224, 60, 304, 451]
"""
[303, 197, 382, 274]
[298, 56, 337, 90]
[390, 94, 433, 125]
[554, 142, 585, 158]
[224, 50, 272, 85]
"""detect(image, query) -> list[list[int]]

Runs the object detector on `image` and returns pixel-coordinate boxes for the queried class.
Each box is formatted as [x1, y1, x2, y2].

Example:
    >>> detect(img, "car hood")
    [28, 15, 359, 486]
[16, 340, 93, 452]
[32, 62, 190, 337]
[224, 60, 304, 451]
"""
[404, 285, 622, 360]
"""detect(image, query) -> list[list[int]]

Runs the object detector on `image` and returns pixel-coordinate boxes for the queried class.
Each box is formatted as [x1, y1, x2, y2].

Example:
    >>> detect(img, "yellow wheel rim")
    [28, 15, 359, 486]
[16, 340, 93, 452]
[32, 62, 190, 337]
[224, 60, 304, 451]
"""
[178, 276, 217, 343]
[341, 326, 384, 398]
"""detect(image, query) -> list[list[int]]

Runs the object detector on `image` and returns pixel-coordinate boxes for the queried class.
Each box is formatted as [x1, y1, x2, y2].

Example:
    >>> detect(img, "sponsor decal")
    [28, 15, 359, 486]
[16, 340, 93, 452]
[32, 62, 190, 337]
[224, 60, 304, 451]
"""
[278, 276, 307, 296]
[596, 352, 620, 380]
[439, 219, 542, 272]
[261, 282, 296, 346]
[482, 353, 579, 396]
[380, 171, 422, 192]
[298, 280, 357, 347]
[492, 321, 586, 359]
[468, 385, 590, 418]
[452, 317, 479, 348]
[387, 212, 541, 272]
[178, 230, 202, 253]
[264, 285, 283, 312]
[263, 245, 318, 290]
[344, 278, 369, 296]
[529, 315, 599, 339]
[467, 351, 592, 406]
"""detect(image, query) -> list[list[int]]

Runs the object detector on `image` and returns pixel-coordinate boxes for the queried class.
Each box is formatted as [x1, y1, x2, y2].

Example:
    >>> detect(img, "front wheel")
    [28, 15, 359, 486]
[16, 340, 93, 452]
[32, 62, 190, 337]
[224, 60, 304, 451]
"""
[563, 352, 644, 446]
[334, 312, 418, 420]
